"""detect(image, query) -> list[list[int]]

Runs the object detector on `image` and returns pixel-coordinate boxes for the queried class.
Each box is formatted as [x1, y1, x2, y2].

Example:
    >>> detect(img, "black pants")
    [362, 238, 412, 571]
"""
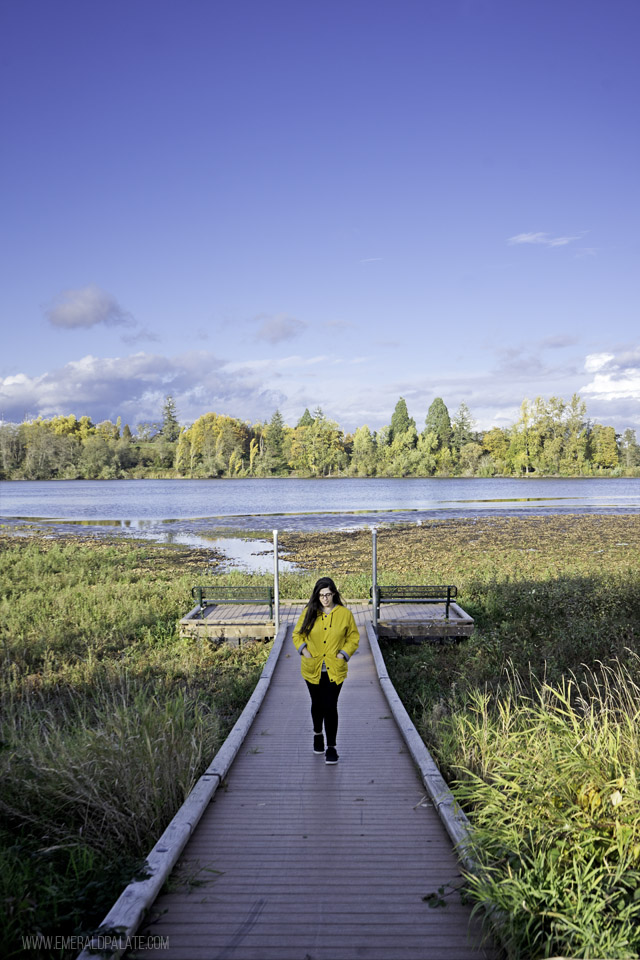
[305, 672, 343, 747]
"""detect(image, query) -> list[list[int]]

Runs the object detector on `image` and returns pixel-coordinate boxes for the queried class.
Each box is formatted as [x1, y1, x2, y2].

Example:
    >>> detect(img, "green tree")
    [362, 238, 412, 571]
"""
[458, 441, 483, 474]
[178, 412, 250, 477]
[95, 420, 119, 441]
[350, 425, 377, 476]
[482, 427, 509, 469]
[527, 396, 566, 473]
[264, 410, 287, 473]
[451, 402, 475, 454]
[560, 394, 588, 474]
[175, 431, 191, 475]
[114, 438, 138, 471]
[424, 398, 452, 451]
[297, 408, 314, 427]
[305, 410, 346, 476]
[591, 424, 619, 470]
[0, 423, 25, 477]
[20, 421, 79, 479]
[50, 414, 81, 436]
[620, 429, 640, 468]
[162, 395, 181, 442]
[79, 436, 116, 479]
[415, 430, 438, 476]
[77, 416, 95, 440]
[507, 400, 535, 474]
[389, 397, 416, 442]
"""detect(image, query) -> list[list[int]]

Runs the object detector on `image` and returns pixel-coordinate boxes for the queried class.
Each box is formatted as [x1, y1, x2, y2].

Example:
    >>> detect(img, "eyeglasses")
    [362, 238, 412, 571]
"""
[318, 590, 334, 599]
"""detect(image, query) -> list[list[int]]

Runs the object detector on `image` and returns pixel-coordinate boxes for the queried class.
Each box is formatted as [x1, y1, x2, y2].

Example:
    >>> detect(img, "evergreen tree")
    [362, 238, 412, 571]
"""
[424, 398, 452, 451]
[451, 402, 475, 452]
[265, 410, 286, 472]
[389, 397, 416, 442]
[389, 397, 416, 441]
[162, 395, 181, 442]
[297, 408, 314, 427]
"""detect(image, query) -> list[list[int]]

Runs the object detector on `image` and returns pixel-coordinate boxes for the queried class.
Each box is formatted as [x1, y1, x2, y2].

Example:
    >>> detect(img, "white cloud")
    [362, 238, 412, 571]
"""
[581, 349, 640, 403]
[507, 232, 582, 248]
[255, 313, 307, 344]
[584, 353, 615, 373]
[581, 371, 640, 402]
[0, 351, 285, 427]
[579, 350, 640, 424]
[45, 285, 133, 329]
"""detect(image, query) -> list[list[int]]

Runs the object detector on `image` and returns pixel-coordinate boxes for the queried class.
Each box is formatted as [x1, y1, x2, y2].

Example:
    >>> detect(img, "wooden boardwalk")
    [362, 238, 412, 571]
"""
[130, 606, 495, 960]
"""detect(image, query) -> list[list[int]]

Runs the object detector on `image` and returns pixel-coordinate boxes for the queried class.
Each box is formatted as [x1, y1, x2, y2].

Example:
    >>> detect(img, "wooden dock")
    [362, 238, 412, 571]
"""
[126, 606, 494, 960]
[179, 599, 474, 643]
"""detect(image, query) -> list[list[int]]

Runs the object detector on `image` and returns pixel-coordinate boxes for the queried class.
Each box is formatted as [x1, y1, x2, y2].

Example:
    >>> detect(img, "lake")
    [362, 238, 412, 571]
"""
[1, 476, 639, 572]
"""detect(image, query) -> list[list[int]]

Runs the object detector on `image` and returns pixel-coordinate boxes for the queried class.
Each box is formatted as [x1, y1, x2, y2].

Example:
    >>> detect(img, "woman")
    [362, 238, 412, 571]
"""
[292, 577, 360, 764]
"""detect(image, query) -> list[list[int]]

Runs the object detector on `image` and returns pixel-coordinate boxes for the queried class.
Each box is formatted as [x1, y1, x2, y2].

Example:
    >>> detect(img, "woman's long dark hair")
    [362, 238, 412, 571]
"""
[299, 577, 343, 637]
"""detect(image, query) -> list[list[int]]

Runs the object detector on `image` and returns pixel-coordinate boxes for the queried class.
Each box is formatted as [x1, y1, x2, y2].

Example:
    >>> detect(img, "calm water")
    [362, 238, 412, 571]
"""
[1, 477, 639, 571]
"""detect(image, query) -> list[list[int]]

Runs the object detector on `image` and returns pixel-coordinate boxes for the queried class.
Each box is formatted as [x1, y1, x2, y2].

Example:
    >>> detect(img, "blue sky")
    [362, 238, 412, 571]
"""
[1, 0, 639, 436]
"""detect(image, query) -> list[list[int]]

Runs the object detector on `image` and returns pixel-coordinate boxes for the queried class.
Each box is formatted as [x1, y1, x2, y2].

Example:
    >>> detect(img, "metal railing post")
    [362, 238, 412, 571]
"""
[371, 526, 378, 634]
[273, 529, 280, 634]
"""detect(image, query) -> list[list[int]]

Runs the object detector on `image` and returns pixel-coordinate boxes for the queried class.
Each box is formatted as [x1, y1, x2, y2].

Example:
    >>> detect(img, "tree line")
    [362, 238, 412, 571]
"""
[1, 394, 639, 481]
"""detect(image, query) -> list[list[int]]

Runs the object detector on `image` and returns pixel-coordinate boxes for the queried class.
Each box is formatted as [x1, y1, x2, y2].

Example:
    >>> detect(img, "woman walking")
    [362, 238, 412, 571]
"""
[292, 577, 360, 764]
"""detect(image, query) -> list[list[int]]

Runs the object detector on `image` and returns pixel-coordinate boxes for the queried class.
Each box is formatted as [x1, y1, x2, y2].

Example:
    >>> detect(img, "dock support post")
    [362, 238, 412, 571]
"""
[371, 526, 378, 635]
[273, 529, 280, 634]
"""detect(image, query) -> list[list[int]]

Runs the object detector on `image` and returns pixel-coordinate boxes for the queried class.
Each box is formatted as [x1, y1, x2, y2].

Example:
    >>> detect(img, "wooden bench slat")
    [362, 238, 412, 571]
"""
[370, 584, 457, 619]
[192, 585, 274, 619]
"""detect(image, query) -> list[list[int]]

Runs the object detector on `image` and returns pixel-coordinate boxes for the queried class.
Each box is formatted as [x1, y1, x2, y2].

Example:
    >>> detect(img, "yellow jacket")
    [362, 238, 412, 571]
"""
[292, 604, 360, 685]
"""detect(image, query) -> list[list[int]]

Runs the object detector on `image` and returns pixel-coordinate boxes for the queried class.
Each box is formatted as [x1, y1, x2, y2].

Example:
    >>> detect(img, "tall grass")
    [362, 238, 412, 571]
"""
[443, 663, 640, 959]
[0, 537, 271, 958]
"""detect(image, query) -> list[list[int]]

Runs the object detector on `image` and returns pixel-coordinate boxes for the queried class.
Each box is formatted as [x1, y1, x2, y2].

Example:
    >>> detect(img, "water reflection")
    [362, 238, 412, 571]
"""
[2, 517, 297, 573]
[2, 476, 639, 570]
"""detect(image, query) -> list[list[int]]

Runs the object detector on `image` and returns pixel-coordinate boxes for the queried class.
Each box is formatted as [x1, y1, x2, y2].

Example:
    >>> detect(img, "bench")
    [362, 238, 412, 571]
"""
[370, 584, 457, 620]
[191, 585, 274, 620]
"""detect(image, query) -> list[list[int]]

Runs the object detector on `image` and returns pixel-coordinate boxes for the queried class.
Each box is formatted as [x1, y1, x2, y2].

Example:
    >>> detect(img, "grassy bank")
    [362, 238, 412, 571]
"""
[0, 537, 271, 959]
[280, 514, 640, 958]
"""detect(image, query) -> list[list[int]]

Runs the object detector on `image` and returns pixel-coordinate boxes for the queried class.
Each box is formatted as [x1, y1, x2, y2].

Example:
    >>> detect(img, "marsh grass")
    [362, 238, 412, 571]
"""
[0, 536, 270, 958]
[442, 663, 640, 959]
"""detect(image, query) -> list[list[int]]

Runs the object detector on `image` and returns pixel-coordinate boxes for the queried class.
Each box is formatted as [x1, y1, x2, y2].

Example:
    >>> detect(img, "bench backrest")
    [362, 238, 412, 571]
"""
[370, 585, 457, 600]
[192, 585, 273, 602]
[192, 585, 274, 618]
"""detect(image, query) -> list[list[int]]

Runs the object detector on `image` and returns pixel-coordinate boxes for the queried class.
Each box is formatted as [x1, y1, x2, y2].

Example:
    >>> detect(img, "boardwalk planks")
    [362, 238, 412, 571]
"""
[128, 619, 495, 960]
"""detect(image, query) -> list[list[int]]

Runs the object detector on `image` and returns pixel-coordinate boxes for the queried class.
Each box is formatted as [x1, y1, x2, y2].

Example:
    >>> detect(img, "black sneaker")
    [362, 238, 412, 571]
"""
[313, 734, 324, 754]
[325, 746, 339, 764]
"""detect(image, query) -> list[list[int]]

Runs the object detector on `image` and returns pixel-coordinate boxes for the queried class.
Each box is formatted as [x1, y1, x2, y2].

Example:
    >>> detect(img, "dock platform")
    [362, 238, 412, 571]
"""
[180, 599, 474, 643]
